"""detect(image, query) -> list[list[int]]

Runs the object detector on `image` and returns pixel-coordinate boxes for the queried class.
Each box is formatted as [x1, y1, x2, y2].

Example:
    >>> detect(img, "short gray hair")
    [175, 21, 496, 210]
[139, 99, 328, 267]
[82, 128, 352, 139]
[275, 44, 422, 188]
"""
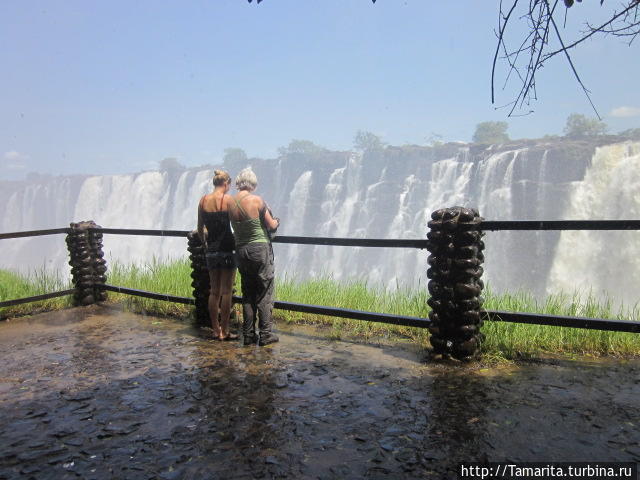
[235, 167, 258, 191]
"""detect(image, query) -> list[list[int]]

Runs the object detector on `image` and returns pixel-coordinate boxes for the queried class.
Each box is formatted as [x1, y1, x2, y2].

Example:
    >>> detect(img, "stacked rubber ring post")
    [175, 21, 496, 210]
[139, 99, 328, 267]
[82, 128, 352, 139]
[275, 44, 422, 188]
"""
[187, 231, 210, 326]
[426, 207, 485, 361]
[66, 221, 107, 306]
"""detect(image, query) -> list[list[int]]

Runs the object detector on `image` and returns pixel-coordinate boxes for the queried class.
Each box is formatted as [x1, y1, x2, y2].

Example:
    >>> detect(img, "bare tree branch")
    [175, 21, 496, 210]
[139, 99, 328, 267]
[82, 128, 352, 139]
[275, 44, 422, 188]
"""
[251, 0, 638, 115]
[543, 0, 640, 58]
[493, 0, 640, 116]
[492, 0, 521, 103]
[545, 0, 600, 118]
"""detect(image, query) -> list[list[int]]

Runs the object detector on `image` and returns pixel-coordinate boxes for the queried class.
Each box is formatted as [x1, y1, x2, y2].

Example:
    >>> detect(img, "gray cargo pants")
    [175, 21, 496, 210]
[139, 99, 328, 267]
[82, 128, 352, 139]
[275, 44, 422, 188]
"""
[236, 242, 275, 340]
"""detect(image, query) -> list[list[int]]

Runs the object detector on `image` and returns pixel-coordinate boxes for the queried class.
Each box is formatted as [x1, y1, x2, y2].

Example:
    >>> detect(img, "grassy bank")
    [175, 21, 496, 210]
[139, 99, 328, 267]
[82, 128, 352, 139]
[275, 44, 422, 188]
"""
[277, 277, 640, 359]
[1, 260, 639, 359]
[0, 268, 71, 316]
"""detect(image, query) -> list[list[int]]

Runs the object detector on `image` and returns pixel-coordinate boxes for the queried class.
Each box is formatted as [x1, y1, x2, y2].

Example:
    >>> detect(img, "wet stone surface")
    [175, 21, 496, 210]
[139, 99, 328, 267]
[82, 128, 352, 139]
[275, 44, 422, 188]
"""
[0, 305, 639, 479]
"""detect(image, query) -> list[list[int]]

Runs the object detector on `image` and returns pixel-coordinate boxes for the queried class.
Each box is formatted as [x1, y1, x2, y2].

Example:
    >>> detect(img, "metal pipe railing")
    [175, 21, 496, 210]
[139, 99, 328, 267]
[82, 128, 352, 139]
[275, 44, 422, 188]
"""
[483, 310, 640, 334]
[2, 220, 640, 242]
[0, 289, 75, 309]
[1, 223, 639, 335]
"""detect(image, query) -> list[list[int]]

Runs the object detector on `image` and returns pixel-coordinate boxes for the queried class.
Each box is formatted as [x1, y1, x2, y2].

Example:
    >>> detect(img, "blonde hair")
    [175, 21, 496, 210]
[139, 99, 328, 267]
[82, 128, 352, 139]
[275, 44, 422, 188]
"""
[213, 170, 231, 187]
[235, 168, 258, 191]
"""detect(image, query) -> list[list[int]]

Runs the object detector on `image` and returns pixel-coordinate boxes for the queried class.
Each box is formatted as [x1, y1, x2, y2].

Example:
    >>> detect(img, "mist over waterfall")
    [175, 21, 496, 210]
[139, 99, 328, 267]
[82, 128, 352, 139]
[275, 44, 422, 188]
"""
[284, 170, 313, 269]
[548, 142, 640, 305]
[1, 138, 639, 306]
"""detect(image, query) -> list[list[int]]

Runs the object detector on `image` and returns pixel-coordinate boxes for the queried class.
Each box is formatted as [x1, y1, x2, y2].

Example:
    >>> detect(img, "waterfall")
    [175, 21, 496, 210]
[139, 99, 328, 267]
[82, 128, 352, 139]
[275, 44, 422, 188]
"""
[383, 151, 474, 289]
[476, 149, 520, 219]
[74, 172, 172, 266]
[319, 167, 347, 237]
[312, 153, 364, 281]
[279, 170, 313, 274]
[1, 139, 639, 306]
[548, 142, 640, 307]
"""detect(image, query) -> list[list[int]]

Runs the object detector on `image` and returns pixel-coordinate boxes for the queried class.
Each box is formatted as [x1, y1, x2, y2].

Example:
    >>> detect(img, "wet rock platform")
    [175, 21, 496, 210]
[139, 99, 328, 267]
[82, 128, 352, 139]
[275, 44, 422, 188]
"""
[0, 305, 639, 479]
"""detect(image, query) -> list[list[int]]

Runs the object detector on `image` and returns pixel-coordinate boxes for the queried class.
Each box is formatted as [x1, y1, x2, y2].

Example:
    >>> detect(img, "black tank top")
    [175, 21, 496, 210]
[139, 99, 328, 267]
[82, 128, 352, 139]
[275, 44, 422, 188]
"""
[202, 211, 235, 252]
[201, 194, 235, 253]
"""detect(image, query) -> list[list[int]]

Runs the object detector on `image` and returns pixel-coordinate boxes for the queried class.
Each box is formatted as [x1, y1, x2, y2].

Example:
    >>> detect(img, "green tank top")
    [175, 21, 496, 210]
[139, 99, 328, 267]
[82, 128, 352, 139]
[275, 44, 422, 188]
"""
[231, 196, 269, 246]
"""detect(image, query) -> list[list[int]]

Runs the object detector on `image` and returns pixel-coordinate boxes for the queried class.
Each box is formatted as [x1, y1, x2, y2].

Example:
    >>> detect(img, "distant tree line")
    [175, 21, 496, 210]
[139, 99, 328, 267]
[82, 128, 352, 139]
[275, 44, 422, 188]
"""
[158, 157, 186, 171]
[472, 122, 510, 144]
[273, 131, 386, 156]
[472, 114, 639, 144]
[211, 119, 640, 170]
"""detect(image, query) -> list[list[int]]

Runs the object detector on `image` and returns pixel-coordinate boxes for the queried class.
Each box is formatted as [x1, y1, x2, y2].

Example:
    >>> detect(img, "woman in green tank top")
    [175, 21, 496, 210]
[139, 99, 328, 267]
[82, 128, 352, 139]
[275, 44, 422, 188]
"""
[228, 168, 280, 346]
[231, 198, 269, 246]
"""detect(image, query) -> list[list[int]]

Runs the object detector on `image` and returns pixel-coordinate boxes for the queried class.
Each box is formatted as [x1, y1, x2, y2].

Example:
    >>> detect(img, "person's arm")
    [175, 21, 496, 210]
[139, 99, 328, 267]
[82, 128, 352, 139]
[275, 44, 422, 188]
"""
[197, 197, 206, 245]
[261, 200, 280, 231]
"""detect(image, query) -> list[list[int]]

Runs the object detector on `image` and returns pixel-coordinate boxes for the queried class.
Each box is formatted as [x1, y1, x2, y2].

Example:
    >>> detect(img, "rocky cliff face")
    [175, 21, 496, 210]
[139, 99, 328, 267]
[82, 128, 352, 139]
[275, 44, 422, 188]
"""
[2, 137, 639, 305]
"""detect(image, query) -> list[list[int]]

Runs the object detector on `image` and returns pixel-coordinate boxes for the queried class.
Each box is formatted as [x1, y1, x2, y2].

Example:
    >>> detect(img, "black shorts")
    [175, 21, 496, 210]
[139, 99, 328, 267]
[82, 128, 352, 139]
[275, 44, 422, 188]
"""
[205, 251, 237, 270]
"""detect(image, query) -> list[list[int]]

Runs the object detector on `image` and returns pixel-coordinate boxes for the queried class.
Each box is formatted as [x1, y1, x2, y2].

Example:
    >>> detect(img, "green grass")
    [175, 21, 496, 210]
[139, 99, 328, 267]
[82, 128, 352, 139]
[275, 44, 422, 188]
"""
[1, 260, 639, 359]
[277, 277, 639, 359]
[276, 275, 430, 344]
[0, 268, 71, 317]
[481, 288, 640, 360]
[107, 258, 195, 316]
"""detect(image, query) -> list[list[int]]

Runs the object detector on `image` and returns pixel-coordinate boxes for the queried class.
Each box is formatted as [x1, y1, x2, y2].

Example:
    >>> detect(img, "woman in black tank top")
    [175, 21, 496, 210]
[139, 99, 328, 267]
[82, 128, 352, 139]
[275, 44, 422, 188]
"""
[197, 170, 238, 341]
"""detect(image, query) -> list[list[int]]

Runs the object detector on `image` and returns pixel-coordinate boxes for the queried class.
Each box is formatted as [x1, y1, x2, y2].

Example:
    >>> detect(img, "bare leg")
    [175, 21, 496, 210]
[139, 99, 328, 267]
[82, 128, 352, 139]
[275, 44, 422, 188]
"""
[219, 268, 237, 337]
[208, 269, 222, 338]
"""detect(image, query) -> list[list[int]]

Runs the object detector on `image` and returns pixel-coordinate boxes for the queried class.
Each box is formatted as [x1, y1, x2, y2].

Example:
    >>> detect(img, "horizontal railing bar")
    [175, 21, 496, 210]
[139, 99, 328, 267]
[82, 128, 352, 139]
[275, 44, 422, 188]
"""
[478, 220, 640, 231]
[272, 300, 432, 328]
[37, 285, 637, 334]
[98, 284, 431, 327]
[3, 220, 639, 243]
[272, 236, 429, 248]
[483, 310, 640, 333]
[92, 228, 190, 237]
[5, 221, 637, 245]
[0, 228, 72, 240]
[101, 284, 195, 304]
[93, 230, 427, 248]
[0, 289, 75, 308]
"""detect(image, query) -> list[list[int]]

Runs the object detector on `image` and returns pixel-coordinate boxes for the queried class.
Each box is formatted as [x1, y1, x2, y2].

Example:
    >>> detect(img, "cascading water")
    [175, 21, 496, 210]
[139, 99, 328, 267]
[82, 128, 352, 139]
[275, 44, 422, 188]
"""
[278, 170, 313, 271]
[1, 139, 638, 306]
[548, 142, 640, 306]
[383, 150, 474, 289]
[306, 152, 364, 281]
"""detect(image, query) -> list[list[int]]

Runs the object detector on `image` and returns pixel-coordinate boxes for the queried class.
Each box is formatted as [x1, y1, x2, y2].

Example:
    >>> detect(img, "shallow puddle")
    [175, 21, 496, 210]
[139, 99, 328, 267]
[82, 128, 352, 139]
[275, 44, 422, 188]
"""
[0, 305, 638, 479]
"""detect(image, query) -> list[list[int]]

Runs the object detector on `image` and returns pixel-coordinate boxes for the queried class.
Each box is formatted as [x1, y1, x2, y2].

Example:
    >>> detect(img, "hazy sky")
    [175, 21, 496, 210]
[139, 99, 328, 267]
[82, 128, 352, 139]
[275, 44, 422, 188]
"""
[1, 1, 638, 180]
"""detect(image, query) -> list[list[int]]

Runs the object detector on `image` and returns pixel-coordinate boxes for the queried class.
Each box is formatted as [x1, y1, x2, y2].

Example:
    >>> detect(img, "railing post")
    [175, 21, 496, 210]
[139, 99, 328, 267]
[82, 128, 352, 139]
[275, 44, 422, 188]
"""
[426, 207, 485, 361]
[187, 231, 210, 326]
[66, 220, 107, 306]
[89, 225, 108, 302]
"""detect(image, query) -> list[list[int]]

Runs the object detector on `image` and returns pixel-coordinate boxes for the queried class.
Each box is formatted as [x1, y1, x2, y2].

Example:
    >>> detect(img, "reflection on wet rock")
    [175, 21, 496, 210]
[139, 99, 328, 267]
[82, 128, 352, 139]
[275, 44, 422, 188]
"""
[0, 306, 639, 478]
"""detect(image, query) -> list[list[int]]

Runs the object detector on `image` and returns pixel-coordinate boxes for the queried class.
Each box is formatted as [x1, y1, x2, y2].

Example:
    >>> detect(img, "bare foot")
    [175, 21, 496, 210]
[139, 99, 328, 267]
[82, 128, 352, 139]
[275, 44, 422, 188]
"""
[220, 332, 239, 341]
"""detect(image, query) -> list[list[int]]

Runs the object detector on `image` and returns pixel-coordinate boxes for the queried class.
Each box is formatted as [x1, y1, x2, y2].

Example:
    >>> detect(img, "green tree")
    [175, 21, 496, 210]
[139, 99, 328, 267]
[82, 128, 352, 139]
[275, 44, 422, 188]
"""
[223, 148, 248, 164]
[277, 139, 326, 156]
[619, 128, 640, 140]
[222, 148, 248, 174]
[563, 114, 607, 137]
[353, 130, 385, 151]
[158, 157, 185, 171]
[472, 121, 510, 144]
[426, 132, 444, 147]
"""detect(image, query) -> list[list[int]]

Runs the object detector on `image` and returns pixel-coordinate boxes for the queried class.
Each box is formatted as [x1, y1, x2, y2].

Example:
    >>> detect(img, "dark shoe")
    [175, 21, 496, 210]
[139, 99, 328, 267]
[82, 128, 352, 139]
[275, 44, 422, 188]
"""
[243, 335, 257, 346]
[258, 334, 279, 346]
